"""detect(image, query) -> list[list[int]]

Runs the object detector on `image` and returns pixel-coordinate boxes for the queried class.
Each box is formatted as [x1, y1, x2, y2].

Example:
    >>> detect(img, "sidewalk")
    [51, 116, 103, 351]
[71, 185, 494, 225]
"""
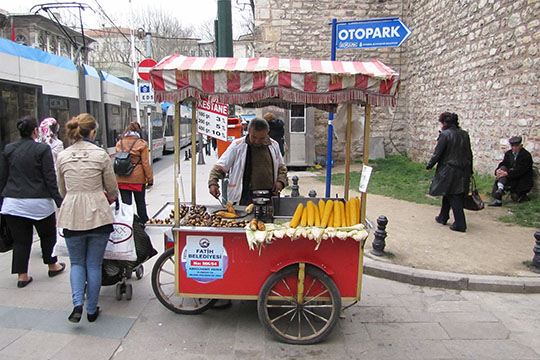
[286, 163, 540, 293]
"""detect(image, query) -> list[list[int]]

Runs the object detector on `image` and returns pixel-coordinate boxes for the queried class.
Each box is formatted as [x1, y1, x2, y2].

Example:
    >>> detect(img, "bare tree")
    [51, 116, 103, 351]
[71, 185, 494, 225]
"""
[88, 6, 200, 73]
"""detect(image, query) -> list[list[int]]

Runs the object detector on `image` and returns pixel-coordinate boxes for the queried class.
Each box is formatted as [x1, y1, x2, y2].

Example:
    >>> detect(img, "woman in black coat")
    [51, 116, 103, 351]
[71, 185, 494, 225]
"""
[426, 112, 473, 232]
[0, 116, 65, 288]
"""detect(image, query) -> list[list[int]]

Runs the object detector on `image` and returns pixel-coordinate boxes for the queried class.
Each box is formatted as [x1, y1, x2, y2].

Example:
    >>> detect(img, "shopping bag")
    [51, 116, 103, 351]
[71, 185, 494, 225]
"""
[464, 176, 484, 211]
[0, 215, 14, 253]
[53, 228, 69, 257]
[104, 201, 137, 261]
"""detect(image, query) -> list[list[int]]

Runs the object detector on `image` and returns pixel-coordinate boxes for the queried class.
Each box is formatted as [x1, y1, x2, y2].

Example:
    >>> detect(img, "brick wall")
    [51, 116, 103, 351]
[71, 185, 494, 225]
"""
[253, 0, 540, 183]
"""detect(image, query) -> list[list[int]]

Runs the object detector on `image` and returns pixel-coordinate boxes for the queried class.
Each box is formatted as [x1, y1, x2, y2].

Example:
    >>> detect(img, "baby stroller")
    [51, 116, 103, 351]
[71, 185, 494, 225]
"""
[102, 215, 157, 300]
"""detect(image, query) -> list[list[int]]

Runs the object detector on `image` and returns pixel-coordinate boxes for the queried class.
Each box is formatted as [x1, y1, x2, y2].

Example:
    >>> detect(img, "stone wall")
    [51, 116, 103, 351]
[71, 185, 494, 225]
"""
[401, 0, 540, 177]
[253, 0, 540, 184]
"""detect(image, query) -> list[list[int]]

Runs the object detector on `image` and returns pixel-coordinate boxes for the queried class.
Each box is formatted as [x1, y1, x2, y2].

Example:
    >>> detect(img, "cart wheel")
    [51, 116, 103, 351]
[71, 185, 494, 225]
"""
[257, 264, 341, 344]
[135, 265, 144, 280]
[115, 283, 123, 301]
[125, 283, 133, 300]
[151, 248, 217, 314]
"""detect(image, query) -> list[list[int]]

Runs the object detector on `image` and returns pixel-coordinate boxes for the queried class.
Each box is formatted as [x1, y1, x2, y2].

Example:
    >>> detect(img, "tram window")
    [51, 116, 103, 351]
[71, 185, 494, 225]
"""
[105, 104, 123, 146]
[290, 105, 305, 133]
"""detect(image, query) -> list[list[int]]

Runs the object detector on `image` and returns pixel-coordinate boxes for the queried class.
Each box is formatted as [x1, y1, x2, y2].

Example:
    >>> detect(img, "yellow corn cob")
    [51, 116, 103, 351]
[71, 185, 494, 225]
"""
[320, 200, 334, 228]
[289, 203, 304, 228]
[307, 201, 315, 226]
[300, 204, 308, 227]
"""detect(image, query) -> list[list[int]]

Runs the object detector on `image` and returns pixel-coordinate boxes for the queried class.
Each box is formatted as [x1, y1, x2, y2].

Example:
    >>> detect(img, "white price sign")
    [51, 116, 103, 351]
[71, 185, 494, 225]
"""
[359, 165, 373, 193]
[196, 100, 228, 142]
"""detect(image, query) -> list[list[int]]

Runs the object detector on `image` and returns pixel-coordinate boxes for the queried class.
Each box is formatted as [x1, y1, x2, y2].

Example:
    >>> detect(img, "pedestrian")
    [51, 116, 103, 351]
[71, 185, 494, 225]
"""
[56, 113, 119, 323]
[209, 117, 288, 205]
[426, 112, 473, 233]
[115, 122, 153, 226]
[488, 136, 533, 206]
[0, 115, 65, 288]
[38, 117, 64, 164]
[264, 112, 285, 155]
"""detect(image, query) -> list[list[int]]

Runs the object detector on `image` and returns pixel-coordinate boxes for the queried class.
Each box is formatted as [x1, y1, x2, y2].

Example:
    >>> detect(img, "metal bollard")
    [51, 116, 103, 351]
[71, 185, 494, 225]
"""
[531, 230, 540, 274]
[184, 150, 190, 161]
[291, 175, 300, 197]
[309, 190, 317, 198]
[370, 215, 388, 257]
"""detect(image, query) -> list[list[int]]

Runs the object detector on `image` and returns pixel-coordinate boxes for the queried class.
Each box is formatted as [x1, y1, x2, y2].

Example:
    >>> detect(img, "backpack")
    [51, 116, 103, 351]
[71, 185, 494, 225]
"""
[114, 138, 140, 176]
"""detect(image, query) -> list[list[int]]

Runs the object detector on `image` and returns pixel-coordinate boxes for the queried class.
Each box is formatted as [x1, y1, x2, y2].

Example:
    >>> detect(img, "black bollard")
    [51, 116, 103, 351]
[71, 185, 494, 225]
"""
[184, 150, 190, 161]
[370, 215, 388, 257]
[531, 230, 540, 274]
[309, 190, 317, 198]
[291, 175, 300, 197]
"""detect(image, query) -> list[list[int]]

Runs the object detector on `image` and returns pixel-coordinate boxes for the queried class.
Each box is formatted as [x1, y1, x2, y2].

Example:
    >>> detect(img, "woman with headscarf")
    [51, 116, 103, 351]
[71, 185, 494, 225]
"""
[38, 117, 64, 164]
[426, 112, 473, 232]
[0, 116, 65, 288]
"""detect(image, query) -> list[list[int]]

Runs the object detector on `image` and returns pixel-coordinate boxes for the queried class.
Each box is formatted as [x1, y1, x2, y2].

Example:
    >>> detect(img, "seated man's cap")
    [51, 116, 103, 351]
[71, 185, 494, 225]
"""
[509, 136, 522, 145]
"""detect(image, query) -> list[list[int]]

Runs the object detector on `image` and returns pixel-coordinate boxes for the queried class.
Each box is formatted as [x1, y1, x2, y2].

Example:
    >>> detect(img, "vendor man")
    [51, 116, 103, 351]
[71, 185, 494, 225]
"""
[488, 136, 533, 206]
[208, 117, 288, 205]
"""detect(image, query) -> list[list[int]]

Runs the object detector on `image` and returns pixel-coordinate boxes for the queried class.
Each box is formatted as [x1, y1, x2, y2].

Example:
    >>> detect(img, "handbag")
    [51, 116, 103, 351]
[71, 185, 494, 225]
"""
[0, 214, 14, 253]
[464, 176, 484, 211]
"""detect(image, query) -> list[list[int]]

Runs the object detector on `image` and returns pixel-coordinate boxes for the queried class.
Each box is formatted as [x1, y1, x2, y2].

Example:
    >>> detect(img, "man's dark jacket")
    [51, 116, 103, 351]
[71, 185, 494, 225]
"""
[0, 138, 62, 207]
[495, 147, 533, 193]
[426, 127, 473, 196]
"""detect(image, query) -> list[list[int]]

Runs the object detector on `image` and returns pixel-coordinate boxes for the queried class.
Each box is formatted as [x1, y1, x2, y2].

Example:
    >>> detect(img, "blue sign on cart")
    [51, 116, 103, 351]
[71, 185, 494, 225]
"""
[336, 18, 411, 49]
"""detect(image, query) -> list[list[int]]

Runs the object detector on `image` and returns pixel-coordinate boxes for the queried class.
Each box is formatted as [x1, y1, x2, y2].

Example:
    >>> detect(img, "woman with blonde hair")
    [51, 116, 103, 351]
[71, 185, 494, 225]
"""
[115, 121, 153, 225]
[56, 113, 118, 323]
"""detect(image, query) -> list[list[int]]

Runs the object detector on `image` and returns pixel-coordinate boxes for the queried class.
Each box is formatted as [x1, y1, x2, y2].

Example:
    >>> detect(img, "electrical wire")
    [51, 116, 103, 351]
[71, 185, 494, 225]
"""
[91, 0, 145, 57]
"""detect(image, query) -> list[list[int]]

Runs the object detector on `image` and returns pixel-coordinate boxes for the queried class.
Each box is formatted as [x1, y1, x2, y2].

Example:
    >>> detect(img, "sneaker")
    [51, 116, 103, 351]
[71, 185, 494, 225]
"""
[488, 200, 502, 207]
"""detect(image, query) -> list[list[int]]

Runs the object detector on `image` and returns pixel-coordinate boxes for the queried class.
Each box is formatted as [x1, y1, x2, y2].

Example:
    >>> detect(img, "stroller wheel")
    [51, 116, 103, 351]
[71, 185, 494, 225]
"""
[115, 283, 123, 301]
[135, 265, 144, 280]
[126, 283, 133, 300]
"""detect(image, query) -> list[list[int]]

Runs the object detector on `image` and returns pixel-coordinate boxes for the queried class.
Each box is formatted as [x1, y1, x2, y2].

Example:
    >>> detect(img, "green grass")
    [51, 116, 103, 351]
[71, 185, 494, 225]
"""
[316, 154, 540, 228]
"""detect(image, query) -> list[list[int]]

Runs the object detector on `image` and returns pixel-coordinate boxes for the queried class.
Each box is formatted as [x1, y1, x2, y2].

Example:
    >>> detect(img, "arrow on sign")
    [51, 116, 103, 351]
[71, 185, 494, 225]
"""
[336, 18, 412, 49]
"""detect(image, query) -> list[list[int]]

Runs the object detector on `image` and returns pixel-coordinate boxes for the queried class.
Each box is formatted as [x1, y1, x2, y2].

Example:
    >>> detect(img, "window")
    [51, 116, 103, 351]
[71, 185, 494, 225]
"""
[290, 105, 305, 133]
[15, 35, 27, 45]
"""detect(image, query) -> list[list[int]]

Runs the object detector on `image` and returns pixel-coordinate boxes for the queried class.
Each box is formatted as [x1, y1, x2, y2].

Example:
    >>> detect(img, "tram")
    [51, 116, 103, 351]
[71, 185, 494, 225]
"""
[0, 37, 166, 161]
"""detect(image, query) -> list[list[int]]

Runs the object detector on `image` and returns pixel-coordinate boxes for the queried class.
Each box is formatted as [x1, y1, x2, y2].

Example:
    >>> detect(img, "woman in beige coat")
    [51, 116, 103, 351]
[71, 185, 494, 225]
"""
[56, 113, 118, 323]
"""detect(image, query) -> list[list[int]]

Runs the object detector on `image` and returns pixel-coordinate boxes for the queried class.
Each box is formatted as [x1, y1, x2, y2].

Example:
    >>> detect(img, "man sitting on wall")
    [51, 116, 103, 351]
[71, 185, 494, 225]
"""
[488, 136, 533, 206]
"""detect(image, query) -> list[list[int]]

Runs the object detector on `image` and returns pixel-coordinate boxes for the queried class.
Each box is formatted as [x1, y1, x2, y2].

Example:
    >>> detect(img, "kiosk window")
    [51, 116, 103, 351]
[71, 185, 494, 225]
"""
[290, 105, 305, 133]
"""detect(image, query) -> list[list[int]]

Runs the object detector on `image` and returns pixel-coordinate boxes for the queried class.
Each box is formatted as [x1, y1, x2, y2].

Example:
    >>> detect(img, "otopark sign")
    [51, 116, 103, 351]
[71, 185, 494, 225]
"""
[336, 18, 411, 49]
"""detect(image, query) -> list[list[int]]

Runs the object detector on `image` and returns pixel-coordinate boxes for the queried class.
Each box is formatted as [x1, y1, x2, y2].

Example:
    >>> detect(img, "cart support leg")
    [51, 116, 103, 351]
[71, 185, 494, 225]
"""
[297, 263, 306, 305]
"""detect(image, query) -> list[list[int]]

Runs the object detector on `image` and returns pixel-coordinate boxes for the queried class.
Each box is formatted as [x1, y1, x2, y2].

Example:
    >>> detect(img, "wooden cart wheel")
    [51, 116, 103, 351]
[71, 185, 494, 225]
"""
[257, 264, 341, 344]
[151, 248, 217, 314]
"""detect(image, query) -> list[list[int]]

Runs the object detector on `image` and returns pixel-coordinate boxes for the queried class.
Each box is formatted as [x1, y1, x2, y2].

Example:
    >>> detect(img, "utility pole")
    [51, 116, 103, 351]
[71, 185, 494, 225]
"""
[144, 32, 153, 168]
[217, 0, 233, 57]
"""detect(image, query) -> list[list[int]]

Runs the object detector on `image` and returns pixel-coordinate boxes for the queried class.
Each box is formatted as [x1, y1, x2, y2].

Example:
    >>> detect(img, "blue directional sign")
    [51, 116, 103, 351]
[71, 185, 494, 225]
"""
[336, 18, 411, 49]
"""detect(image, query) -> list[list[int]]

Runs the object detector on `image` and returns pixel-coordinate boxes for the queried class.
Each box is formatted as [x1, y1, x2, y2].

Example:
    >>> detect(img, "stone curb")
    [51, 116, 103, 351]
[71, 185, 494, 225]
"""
[363, 256, 540, 294]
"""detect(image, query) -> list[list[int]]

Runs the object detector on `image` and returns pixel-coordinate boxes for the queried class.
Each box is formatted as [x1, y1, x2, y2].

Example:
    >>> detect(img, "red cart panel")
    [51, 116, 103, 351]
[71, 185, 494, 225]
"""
[174, 228, 363, 300]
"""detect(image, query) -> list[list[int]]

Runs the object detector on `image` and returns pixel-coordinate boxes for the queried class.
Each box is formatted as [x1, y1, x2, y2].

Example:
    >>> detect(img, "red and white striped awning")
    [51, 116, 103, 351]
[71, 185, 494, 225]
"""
[150, 55, 399, 110]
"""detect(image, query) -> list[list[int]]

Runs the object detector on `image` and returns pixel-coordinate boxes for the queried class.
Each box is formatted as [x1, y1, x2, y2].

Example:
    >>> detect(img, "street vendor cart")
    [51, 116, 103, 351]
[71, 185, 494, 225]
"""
[148, 55, 399, 344]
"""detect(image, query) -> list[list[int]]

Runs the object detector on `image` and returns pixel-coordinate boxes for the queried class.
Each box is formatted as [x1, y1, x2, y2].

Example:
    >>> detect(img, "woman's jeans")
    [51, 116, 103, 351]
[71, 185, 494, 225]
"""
[65, 233, 109, 314]
[120, 187, 149, 223]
